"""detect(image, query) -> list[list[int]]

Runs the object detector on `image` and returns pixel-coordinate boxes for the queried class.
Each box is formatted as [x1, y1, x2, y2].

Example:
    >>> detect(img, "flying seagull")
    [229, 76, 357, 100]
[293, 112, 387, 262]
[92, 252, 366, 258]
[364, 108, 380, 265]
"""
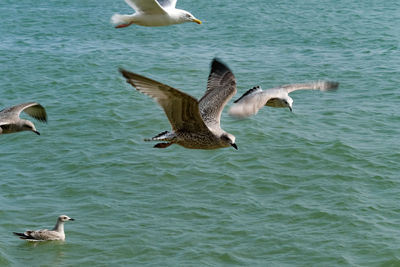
[112, 0, 202, 28]
[119, 58, 238, 150]
[0, 102, 47, 135]
[229, 81, 339, 118]
[13, 215, 74, 241]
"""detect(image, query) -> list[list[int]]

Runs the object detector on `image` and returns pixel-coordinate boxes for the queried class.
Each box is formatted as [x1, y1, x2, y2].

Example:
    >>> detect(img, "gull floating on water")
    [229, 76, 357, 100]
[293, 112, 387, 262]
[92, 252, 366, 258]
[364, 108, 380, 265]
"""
[120, 58, 238, 150]
[13, 215, 74, 241]
[229, 81, 339, 118]
[0, 102, 47, 135]
[112, 0, 202, 28]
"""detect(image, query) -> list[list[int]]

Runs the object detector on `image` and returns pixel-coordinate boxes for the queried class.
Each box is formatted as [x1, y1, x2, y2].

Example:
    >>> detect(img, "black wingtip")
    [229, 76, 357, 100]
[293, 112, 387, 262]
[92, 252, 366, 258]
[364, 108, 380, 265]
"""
[327, 81, 340, 90]
[233, 86, 261, 103]
[211, 58, 231, 74]
[119, 68, 127, 77]
[13, 232, 26, 237]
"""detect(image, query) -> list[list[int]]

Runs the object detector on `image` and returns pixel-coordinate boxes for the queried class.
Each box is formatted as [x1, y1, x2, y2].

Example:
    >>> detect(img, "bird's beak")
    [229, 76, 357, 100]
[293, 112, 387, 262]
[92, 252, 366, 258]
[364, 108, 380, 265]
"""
[192, 18, 202, 24]
[69, 218, 75, 221]
[33, 131, 40, 135]
[231, 143, 238, 150]
[289, 106, 293, 112]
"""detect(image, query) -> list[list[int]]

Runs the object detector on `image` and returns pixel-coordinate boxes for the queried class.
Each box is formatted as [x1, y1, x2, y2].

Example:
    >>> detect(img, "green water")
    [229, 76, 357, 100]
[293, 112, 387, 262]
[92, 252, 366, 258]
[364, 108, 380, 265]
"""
[1, 0, 399, 266]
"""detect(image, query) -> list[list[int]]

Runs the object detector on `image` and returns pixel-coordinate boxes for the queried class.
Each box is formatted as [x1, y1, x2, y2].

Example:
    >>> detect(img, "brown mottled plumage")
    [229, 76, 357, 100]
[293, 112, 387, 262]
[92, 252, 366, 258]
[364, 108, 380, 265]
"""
[120, 58, 238, 150]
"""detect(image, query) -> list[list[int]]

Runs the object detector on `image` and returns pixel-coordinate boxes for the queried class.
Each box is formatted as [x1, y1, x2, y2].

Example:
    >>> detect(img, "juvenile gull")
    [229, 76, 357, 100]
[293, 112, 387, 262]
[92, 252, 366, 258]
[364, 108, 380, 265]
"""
[229, 81, 339, 118]
[120, 58, 238, 150]
[13, 215, 74, 241]
[0, 102, 47, 135]
[112, 0, 202, 28]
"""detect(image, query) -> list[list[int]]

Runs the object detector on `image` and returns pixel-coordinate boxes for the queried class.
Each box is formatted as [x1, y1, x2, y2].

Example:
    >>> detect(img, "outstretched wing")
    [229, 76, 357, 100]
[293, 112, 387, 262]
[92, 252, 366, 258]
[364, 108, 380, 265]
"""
[283, 81, 339, 94]
[120, 68, 210, 133]
[228, 87, 275, 118]
[0, 102, 47, 123]
[156, 0, 177, 9]
[199, 58, 237, 130]
[124, 0, 166, 14]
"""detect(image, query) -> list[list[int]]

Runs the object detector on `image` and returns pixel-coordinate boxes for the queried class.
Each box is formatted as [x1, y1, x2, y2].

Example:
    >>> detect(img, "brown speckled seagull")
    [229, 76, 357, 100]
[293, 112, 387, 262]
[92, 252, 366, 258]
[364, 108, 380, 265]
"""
[120, 58, 238, 150]
[13, 215, 74, 241]
[229, 81, 339, 118]
[0, 102, 47, 135]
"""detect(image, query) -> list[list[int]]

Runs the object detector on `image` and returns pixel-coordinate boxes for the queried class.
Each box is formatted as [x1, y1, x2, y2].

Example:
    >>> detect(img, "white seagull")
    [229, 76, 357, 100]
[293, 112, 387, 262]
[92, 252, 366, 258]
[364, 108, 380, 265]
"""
[13, 215, 75, 241]
[0, 102, 47, 135]
[120, 58, 238, 150]
[112, 0, 202, 28]
[229, 81, 339, 118]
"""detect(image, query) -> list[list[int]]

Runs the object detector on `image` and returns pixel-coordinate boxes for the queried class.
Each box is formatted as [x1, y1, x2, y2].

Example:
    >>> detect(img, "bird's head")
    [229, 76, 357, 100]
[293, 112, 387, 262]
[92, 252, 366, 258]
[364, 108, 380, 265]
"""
[284, 96, 294, 112]
[21, 120, 40, 135]
[221, 133, 238, 150]
[179, 10, 202, 24]
[58, 215, 75, 222]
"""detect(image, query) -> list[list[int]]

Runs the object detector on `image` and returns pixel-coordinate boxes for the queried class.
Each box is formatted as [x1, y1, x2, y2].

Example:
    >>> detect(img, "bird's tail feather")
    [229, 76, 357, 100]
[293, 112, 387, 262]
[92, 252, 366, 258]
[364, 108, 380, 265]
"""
[13, 232, 30, 239]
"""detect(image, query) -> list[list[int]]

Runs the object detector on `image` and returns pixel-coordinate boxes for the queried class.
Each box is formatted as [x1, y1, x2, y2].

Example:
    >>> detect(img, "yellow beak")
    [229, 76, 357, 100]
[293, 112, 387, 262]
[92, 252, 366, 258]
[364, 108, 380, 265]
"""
[192, 18, 202, 24]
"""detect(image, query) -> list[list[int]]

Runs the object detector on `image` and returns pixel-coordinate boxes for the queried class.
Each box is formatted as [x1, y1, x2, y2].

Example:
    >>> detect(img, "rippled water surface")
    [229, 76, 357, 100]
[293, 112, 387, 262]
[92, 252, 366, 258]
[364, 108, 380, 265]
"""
[1, 0, 400, 266]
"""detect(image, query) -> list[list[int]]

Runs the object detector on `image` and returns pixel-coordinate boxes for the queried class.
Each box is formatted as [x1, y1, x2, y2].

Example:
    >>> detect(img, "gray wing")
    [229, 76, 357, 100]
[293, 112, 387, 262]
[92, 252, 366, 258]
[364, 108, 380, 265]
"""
[0, 102, 47, 123]
[229, 88, 276, 118]
[283, 81, 339, 94]
[120, 68, 210, 133]
[198, 58, 237, 130]
[29, 229, 61, 240]
[124, 0, 166, 14]
[156, 0, 177, 8]
[14, 229, 60, 241]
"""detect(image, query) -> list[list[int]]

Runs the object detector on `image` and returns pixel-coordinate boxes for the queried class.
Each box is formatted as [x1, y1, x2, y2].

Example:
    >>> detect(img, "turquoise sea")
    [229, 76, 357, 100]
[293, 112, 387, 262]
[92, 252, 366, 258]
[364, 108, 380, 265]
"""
[1, 0, 400, 266]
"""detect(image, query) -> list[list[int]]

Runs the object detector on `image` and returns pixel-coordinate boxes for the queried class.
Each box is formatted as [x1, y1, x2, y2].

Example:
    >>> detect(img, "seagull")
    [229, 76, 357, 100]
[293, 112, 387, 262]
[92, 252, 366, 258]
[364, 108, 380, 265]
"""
[0, 102, 47, 135]
[229, 81, 339, 118]
[119, 58, 238, 150]
[112, 0, 202, 28]
[13, 215, 74, 241]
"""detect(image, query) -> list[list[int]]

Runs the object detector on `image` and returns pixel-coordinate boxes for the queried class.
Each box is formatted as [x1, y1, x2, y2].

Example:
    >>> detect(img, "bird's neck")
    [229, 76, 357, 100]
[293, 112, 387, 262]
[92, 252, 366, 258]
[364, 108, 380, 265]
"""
[53, 220, 64, 233]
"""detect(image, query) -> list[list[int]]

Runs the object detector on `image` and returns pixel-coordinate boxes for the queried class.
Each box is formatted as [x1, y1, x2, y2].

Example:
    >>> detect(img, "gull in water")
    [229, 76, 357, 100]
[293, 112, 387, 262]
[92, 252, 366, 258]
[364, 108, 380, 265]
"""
[0, 102, 47, 135]
[112, 0, 202, 28]
[120, 58, 238, 150]
[229, 81, 339, 118]
[13, 215, 74, 241]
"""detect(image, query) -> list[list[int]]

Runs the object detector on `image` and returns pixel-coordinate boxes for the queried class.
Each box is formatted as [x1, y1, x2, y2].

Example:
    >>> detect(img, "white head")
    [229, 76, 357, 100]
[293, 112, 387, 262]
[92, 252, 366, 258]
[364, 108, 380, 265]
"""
[58, 215, 75, 223]
[284, 96, 294, 112]
[176, 9, 202, 24]
[266, 95, 293, 112]
[20, 120, 40, 135]
[220, 133, 237, 150]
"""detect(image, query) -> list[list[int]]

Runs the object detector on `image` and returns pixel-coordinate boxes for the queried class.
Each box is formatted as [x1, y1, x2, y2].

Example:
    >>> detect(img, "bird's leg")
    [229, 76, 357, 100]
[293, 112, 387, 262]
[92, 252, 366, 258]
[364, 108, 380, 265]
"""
[115, 23, 133, 28]
[154, 143, 172, 149]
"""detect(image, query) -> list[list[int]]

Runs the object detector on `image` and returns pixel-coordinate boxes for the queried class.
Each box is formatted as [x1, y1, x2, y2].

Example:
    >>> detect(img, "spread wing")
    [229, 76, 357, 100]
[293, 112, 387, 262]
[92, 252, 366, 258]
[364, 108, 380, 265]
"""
[283, 81, 339, 94]
[156, 0, 177, 9]
[124, 0, 166, 14]
[0, 102, 47, 123]
[120, 68, 210, 133]
[229, 88, 275, 118]
[198, 58, 237, 130]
